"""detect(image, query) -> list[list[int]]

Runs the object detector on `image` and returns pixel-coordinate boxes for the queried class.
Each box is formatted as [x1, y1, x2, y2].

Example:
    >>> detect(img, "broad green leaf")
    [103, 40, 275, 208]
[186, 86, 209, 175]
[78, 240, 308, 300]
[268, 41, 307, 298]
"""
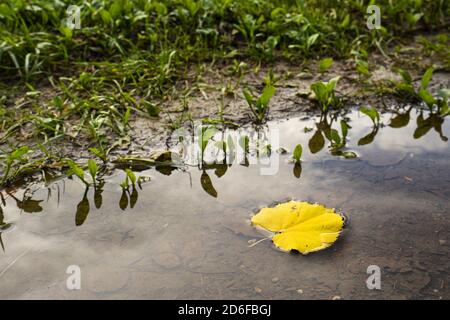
[199, 126, 217, 153]
[340, 120, 349, 138]
[87, 159, 97, 181]
[356, 60, 369, 75]
[123, 107, 131, 125]
[319, 58, 333, 73]
[311, 82, 326, 101]
[339, 14, 350, 28]
[326, 76, 340, 92]
[306, 33, 319, 49]
[68, 160, 84, 181]
[0, 4, 13, 18]
[360, 106, 380, 125]
[398, 69, 412, 85]
[251, 201, 344, 254]
[59, 25, 72, 40]
[418, 88, 435, 107]
[125, 168, 136, 185]
[259, 85, 276, 107]
[10, 146, 29, 160]
[420, 67, 433, 90]
[89, 147, 106, 162]
[99, 9, 112, 24]
[243, 89, 254, 106]
[330, 129, 341, 146]
[292, 144, 302, 162]
[109, 0, 122, 19]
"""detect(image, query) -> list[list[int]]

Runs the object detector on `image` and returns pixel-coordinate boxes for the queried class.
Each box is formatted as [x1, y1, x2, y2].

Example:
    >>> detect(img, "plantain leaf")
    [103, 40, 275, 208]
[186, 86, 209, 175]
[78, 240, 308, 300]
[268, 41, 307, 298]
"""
[88, 159, 97, 181]
[10, 146, 29, 160]
[420, 67, 433, 90]
[360, 106, 380, 125]
[398, 69, 412, 85]
[292, 144, 302, 163]
[319, 58, 333, 73]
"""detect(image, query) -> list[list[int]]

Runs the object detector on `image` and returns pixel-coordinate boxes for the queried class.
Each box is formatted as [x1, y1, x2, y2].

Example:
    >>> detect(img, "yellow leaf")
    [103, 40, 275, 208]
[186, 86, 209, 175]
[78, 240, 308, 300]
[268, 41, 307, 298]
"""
[251, 201, 344, 254]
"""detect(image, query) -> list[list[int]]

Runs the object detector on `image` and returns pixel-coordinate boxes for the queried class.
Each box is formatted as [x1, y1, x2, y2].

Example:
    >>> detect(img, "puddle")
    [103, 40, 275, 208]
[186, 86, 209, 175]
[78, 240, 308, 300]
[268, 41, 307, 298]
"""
[0, 107, 449, 299]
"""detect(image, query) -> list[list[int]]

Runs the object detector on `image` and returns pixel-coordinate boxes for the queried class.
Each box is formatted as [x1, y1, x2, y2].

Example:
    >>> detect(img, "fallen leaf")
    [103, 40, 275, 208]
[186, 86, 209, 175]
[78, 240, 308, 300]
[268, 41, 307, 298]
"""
[251, 201, 344, 254]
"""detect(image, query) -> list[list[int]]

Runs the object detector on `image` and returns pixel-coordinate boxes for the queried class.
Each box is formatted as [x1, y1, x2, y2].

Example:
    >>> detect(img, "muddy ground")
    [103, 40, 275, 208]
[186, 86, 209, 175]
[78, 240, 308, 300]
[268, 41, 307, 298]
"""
[0, 36, 449, 180]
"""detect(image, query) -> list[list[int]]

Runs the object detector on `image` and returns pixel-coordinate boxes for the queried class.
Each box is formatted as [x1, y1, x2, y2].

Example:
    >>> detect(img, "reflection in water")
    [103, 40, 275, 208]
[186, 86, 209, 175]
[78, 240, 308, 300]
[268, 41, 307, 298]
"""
[0, 107, 449, 247]
[75, 187, 89, 226]
[358, 126, 379, 146]
[414, 111, 448, 141]
[293, 162, 302, 179]
[118, 185, 139, 211]
[94, 180, 104, 209]
[7, 191, 43, 213]
[73, 181, 106, 226]
[0, 106, 449, 299]
[307, 112, 356, 157]
[200, 170, 218, 198]
[389, 107, 412, 129]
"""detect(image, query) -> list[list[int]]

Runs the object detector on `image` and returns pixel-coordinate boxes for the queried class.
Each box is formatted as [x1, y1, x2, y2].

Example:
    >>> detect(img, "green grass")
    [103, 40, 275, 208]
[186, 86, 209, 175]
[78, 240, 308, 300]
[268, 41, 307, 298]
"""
[0, 0, 449, 186]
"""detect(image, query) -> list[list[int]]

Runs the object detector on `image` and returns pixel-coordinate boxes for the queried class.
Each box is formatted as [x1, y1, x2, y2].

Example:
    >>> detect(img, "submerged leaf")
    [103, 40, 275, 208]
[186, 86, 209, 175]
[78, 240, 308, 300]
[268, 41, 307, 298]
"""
[251, 201, 344, 254]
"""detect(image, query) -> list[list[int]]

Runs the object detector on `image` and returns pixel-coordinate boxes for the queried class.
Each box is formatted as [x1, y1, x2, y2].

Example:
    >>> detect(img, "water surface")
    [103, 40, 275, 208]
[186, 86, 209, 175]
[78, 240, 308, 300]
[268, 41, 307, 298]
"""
[1, 107, 449, 299]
